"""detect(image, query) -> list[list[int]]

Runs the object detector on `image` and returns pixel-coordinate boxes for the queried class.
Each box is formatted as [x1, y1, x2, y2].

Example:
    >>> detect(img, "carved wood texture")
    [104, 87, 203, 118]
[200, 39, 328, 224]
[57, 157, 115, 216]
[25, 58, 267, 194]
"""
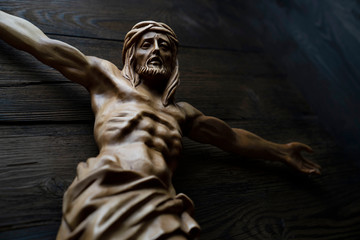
[1, 1, 359, 239]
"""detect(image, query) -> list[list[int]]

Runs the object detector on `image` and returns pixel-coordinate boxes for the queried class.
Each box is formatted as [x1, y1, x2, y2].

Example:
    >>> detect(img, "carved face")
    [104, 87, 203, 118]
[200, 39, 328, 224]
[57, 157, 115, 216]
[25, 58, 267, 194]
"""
[135, 31, 173, 81]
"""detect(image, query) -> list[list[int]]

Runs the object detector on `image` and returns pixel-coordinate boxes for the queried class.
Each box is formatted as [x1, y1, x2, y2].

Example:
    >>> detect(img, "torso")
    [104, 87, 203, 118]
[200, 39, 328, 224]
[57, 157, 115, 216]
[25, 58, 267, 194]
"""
[88, 59, 186, 190]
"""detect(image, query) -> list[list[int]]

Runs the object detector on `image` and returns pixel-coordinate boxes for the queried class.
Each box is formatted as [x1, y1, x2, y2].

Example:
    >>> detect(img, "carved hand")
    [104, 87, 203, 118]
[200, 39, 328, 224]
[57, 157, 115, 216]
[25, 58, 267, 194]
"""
[283, 142, 321, 174]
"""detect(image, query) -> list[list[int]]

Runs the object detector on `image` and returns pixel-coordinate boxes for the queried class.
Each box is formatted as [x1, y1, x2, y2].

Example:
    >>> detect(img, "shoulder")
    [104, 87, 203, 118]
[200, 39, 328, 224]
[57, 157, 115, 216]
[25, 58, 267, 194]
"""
[86, 56, 127, 89]
[176, 102, 203, 118]
[176, 102, 204, 134]
[87, 56, 122, 76]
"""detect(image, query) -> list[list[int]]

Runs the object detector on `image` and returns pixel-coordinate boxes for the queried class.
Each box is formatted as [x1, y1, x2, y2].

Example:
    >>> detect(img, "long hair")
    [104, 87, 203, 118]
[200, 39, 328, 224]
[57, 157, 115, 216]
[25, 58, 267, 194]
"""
[122, 21, 180, 106]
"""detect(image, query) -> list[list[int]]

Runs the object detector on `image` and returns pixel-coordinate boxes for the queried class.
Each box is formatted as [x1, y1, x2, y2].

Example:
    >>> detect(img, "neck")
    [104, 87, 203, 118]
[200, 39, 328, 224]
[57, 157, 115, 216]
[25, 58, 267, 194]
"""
[140, 77, 167, 99]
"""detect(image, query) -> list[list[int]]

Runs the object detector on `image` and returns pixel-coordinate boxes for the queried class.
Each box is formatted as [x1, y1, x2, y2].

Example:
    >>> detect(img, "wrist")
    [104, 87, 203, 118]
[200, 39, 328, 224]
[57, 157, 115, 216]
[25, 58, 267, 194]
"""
[268, 143, 289, 163]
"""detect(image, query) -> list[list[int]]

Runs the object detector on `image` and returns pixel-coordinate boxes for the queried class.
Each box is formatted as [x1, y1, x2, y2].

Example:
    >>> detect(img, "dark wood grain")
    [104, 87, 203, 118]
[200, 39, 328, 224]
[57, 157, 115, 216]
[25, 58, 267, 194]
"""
[0, 124, 96, 232]
[0, 0, 263, 51]
[1, 1, 360, 239]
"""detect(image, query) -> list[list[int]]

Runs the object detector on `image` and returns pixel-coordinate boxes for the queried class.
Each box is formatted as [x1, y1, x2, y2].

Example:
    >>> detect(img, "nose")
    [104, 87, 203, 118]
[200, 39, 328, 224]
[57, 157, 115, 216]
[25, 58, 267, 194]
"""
[152, 40, 160, 54]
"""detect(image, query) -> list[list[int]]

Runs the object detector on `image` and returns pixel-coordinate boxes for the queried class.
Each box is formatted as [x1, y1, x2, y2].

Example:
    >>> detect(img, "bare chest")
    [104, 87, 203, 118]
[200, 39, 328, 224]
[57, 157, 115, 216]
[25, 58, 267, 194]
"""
[92, 91, 185, 149]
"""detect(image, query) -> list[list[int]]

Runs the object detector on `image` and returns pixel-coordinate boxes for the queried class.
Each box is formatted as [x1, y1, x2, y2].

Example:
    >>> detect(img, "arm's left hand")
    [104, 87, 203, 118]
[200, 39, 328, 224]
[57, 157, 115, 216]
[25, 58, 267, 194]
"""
[283, 142, 321, 175]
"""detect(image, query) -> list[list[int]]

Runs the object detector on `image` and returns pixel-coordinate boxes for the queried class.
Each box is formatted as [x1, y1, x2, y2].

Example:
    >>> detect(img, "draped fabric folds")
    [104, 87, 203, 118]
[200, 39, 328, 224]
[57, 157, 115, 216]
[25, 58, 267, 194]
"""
[57, 157, 200, 240]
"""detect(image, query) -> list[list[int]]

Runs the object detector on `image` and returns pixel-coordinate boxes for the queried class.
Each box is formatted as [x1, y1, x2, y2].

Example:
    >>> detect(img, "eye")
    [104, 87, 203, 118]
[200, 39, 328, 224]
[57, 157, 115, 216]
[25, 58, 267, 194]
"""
[160, 42, 169, 50]
[141, 41, 151, 49]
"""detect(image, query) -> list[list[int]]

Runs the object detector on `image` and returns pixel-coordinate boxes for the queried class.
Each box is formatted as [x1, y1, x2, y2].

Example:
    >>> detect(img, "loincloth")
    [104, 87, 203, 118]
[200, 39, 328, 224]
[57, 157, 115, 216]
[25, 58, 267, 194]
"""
[57, 157, 200, 240]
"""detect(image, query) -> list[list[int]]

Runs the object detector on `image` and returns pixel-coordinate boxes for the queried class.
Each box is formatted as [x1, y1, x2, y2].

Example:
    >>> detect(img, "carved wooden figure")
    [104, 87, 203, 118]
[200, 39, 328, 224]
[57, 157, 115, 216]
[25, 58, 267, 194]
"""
[0, 11, 321, 240]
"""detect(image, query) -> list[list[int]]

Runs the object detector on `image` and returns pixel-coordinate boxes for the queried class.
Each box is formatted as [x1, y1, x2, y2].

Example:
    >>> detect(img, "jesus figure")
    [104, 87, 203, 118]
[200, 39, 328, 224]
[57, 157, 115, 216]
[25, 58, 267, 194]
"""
[0, 11, 321, 240]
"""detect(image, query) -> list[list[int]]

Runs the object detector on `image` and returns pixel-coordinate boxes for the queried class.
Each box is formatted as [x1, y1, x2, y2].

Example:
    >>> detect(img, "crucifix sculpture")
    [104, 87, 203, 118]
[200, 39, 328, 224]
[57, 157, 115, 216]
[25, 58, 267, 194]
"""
[0, 11, 321, 240]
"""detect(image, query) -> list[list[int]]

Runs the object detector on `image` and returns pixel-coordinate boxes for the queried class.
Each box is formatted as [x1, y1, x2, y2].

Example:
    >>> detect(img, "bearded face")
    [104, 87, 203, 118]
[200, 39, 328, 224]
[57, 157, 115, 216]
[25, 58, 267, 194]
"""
[134, 31, 174, 82]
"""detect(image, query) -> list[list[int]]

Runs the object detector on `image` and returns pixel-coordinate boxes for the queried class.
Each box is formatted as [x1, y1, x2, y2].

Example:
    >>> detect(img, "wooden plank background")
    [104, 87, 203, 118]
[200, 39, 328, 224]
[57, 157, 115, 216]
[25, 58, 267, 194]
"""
[1, 1, 359, 239]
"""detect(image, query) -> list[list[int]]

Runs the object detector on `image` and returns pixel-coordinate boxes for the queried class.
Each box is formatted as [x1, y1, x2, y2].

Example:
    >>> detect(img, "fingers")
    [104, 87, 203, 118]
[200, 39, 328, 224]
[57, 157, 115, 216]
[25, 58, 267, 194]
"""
[287, 142, 314, 153]
[296, 142, 314, 153]
[303, 144, 314, 154]
[297, 144, 321, 173]
[289, 154, 321, 175]
[303, 157, 321, 170]
[304, 168, 321, 175]
[286, 142, 321, 175]
[289, 160, 321, 175]
[297, 157, 321, 175]
[302, 161, 321, 175]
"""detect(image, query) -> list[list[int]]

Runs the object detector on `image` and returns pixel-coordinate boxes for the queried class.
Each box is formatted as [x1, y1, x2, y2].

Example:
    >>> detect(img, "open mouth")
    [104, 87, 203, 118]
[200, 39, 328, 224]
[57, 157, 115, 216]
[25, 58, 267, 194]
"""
[147, 56, 163, 67]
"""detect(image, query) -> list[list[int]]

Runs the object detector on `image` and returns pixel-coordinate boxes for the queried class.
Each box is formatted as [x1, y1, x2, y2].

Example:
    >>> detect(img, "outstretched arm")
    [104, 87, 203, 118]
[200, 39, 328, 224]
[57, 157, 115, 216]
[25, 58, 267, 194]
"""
[0, 10, 96, 88]
[179, 102, 321, 174]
